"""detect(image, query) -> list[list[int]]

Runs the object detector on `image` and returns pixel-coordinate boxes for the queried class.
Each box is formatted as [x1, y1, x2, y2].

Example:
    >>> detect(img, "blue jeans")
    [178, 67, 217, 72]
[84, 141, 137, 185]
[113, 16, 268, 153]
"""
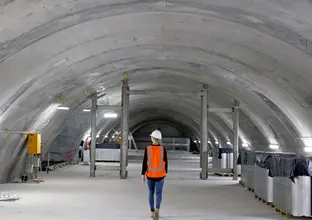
[147, 178, 165, 211]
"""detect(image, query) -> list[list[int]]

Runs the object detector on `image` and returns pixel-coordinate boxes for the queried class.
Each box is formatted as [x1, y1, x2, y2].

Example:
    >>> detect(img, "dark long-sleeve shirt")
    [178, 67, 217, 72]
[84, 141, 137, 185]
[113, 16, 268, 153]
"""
[141, 145, 168, 181]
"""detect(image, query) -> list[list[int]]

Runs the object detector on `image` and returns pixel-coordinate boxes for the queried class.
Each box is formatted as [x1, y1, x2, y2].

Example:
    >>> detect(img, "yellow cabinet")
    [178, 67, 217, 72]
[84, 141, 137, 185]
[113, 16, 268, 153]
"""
[28, 133, 41, 154]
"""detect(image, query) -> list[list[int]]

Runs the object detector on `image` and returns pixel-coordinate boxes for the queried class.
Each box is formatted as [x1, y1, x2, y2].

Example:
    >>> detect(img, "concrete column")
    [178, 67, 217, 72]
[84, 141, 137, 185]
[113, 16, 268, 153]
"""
[233, 101, 240, 180]
[90, 93, 97, 177]
[200, 84, 209, 180]
[120, 79, 129, 179]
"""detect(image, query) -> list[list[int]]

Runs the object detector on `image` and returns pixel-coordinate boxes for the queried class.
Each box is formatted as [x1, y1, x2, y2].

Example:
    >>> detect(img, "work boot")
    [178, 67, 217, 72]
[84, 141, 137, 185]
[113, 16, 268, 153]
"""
[154, 208, 160, 219]
[150, 210, 155, 218]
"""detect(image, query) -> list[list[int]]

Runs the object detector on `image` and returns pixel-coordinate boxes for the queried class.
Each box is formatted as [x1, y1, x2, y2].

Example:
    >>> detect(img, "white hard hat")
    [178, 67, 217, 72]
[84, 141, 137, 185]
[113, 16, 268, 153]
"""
[150, 130, 162, 140]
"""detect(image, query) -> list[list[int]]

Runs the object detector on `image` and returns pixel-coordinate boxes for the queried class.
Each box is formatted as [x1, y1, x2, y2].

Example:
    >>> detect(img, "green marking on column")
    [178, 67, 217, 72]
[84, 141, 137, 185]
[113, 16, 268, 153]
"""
[123, 72, 129, 79]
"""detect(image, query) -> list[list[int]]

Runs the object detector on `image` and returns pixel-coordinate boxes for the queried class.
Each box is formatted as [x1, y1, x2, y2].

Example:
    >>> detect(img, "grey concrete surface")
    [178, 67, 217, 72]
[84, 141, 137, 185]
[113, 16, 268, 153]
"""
[1, 0, 312, 182]
[0, 154, 286, 220]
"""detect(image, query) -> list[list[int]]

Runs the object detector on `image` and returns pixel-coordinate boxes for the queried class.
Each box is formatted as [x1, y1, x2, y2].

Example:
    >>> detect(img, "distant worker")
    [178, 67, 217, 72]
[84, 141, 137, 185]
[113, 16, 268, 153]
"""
[141, 130, 168, 219]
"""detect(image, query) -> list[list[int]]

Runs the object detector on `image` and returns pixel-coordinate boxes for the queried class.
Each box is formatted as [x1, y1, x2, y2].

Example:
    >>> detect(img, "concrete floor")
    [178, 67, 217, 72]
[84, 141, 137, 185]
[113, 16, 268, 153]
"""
[0, 152, 286, 220]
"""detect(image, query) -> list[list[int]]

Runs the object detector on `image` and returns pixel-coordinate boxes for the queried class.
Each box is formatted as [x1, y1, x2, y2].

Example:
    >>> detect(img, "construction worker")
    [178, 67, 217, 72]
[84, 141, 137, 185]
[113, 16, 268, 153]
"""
[141, 130, 168, 219]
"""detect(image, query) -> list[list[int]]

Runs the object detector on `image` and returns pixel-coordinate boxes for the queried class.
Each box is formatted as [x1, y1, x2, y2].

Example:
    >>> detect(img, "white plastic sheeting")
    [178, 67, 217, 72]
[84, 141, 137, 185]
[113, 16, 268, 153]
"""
[0, 191, 20, 201]
[241, 165, 254, 189]
[212, 149, 234, 170]
[273, 176, 311, 217]
[226, 153, 234, 169]
[254, 164, 273, 203]
[237, 164, 241, 176]
[212, 152, 241, 175]
[219, 153, 228, 169]
[83, 150, 90, 164]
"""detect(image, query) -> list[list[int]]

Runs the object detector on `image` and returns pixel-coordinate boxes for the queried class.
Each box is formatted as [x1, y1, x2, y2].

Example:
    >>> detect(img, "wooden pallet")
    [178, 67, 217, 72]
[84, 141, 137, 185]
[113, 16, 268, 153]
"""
[254, 195, 272, 206]
[275, 206, 312, 218]
[215, 172, 233, 177]
[239, 180, 245, 187]
[275, 206, 293, 218]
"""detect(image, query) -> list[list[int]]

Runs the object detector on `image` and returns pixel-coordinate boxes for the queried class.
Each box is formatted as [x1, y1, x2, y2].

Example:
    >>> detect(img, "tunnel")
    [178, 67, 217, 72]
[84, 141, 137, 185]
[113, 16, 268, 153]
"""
[1, 0, 312, 219]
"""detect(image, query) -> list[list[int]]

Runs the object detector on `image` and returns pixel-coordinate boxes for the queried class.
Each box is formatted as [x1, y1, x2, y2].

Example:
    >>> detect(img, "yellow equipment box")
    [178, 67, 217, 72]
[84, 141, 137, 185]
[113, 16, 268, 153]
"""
[28, 133, 41, 154]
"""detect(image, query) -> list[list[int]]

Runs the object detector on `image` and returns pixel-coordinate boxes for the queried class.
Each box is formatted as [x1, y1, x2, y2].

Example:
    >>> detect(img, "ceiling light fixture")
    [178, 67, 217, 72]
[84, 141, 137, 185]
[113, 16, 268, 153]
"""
[301, 137, 312, 147]
[83, 109, 91, 112]
[104, 113, 118, 118]
[269, 144, 279, 150]
[227, 141, 231, 145]
[57, 106, 69, 110]
[242, 142, 249, 147]
[304, 147, 312, 153]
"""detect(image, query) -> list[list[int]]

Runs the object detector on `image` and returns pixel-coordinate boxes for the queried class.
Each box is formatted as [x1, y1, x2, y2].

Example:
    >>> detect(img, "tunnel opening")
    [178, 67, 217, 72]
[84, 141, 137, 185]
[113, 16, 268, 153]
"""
[132, 120, 191, 151]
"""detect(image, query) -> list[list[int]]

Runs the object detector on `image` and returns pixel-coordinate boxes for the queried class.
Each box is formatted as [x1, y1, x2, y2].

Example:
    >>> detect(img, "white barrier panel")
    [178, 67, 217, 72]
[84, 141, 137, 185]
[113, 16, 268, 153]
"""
[241, 165, 254, 189]
[96, 149, 120, 162]
[273, 176, 311, 217]
[83, 150, 90, 164]
[241, 165, 247, 185]
[254, 165, 273, 202]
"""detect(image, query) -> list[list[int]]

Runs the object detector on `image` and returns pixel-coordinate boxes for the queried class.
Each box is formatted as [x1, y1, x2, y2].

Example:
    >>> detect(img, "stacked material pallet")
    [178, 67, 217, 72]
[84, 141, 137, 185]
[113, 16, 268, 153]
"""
[273, 176, 311, 217]
[213, 148, 236, 171]
[254, 164, 273, 203]
[212, 148, 233, 169]
[253, 153, 296, 204]
[270, 155, 312, 217]
[213, 148, 242, 176]
[246, 151, 312, 218]
[240, 150, 256, 190]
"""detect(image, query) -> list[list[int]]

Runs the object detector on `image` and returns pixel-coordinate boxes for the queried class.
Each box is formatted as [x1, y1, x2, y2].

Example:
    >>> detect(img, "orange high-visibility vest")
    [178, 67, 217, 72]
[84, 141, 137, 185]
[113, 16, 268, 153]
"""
[146, 145, 166, 178]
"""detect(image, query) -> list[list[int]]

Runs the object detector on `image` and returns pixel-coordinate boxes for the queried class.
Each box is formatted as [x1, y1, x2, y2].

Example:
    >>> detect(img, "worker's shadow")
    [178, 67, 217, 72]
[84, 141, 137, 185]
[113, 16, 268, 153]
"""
[158, 214, 213, 220]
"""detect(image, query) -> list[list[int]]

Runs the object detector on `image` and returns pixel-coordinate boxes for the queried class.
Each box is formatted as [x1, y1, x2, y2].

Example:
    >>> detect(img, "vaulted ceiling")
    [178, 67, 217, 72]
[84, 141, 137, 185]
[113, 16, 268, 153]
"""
[1, 0, 312, 182]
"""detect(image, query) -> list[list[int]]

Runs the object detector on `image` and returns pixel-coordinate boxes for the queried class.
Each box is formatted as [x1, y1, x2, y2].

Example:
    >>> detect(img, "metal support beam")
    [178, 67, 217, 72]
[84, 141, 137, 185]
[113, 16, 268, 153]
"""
[97, 105, 121, 111]
[90, 93, 97, 177]
[129, 133, 138, 150]
[208, 108, 233, 113]
[120, 79, 129, 179]
[128, 90, 203, 96]
[200, 84, 209, 180]
[233, 101, 240, 180]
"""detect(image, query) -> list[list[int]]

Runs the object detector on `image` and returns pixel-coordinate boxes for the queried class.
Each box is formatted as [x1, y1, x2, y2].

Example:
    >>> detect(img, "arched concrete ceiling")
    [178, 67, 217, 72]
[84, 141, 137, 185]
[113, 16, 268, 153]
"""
[1, 0, 312, 182]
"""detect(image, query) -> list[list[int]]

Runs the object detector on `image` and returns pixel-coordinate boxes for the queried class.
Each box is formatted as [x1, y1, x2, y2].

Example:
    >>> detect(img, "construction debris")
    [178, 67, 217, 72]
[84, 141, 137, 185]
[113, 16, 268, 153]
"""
[33, 179, 44, 183]
[0, 192, 20, 201]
